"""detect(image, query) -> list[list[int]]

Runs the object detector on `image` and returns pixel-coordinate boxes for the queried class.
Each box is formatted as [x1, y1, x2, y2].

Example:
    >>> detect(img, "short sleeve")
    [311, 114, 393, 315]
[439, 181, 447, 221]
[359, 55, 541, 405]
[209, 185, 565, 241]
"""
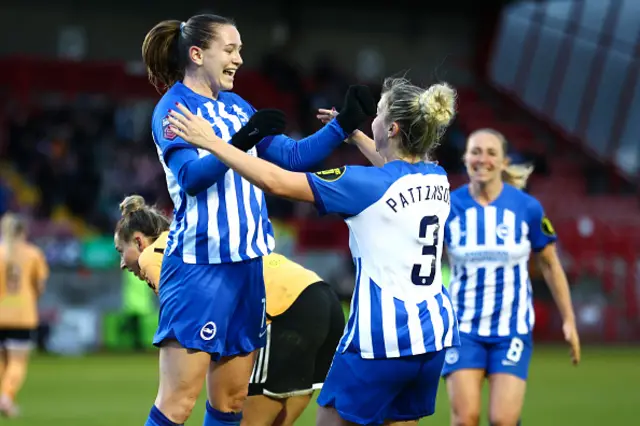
[527, 198, 557, 252]
[444, 194, 462, 246]
[444, 208, 455, 247]
[152, 96, 197, 162]
[305, 166, 379, 216]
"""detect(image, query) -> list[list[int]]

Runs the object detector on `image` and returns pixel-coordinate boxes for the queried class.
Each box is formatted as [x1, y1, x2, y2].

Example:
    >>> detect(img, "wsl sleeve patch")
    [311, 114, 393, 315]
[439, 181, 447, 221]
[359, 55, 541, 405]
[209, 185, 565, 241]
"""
[314, 167, 346, 182]
[541, 216, 556, 236]
[162, 118, 177, 141]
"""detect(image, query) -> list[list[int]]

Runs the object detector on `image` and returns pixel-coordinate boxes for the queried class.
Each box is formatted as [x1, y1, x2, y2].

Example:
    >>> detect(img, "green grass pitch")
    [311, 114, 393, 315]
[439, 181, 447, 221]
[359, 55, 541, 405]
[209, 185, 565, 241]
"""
[6, 345, 637, 425]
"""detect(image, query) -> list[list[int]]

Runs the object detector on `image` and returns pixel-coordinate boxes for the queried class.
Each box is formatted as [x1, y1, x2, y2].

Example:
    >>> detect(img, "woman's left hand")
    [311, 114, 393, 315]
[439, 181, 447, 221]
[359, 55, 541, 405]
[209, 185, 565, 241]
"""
[167, 103, 220, 150]
[562, 320, 581, 365]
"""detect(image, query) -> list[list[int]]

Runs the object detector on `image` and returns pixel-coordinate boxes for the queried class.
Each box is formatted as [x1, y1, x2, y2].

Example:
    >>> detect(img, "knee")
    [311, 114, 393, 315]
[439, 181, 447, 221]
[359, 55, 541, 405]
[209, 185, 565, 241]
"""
[489, 410, 520, 426]
[451, 408, 481, 426]
[155, 392, 199, 424]
[211, 383, 249, 413]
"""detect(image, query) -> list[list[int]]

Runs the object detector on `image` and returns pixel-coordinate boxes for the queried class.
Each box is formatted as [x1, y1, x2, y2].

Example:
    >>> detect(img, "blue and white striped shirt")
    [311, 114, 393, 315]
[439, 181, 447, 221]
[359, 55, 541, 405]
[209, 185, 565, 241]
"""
[152, 82, 348, 264]
[444, 184, 557, 337]
[307, 161, 460, 359]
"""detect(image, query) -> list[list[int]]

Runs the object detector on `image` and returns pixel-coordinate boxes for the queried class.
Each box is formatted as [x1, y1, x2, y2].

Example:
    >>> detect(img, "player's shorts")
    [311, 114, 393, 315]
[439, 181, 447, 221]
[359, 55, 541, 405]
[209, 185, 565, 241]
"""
[153, 253, 266, 361]
[441, 332, 533, 380]
[0, 328, 35, 351]
[317, 346, 446, 425]
[248, 281, 345, 399]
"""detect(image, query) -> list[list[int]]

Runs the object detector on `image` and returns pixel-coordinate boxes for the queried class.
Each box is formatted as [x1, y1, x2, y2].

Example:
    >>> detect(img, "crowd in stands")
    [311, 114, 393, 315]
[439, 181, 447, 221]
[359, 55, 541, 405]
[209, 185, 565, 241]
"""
[0, 52, 470, 233]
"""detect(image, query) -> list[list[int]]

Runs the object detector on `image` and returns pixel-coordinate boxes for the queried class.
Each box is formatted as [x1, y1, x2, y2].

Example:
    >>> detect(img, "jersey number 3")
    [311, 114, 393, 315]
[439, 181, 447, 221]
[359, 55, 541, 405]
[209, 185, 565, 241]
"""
[411, 215, 440, 286]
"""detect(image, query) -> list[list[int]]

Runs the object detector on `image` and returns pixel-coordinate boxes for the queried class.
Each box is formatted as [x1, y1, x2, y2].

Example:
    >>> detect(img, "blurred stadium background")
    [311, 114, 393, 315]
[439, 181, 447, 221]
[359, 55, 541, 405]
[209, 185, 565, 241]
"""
[0, 0, 638, 424]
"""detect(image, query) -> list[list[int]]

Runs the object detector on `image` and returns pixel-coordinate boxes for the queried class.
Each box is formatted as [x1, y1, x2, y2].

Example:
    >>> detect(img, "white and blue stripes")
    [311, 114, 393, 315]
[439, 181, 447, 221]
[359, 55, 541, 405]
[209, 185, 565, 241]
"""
[446, 203, 535, 337]
[157, 95, 275, 264]
[339, 258, 457, 359]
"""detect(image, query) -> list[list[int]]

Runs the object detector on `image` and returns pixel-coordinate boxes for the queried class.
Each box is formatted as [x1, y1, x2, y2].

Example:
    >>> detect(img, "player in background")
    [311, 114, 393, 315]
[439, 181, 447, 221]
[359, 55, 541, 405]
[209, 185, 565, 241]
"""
[0, 214, 49, 418]
[166, 76, 460, 426]
[441, 128, 581, 426]
[113, 195, 345, 426]
[141, 13, 374, 426]
[327, 122, 583, 425]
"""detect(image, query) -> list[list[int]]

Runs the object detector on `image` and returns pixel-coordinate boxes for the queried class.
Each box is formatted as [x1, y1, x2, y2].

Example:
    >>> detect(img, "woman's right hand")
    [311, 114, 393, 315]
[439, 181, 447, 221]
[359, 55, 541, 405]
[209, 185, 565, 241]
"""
[316, 108, 338, 125]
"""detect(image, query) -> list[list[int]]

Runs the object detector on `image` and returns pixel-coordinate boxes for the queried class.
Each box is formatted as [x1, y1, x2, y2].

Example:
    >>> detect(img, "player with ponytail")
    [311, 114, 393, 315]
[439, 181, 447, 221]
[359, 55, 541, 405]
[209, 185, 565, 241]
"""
[167, 76, 460, 425]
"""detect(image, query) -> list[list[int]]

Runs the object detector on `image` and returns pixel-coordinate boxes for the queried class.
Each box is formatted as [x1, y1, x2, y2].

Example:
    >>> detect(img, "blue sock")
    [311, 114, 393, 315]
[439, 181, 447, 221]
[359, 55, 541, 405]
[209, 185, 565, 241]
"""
[145, 405, 181, 426]
[203, 401, 242, 426]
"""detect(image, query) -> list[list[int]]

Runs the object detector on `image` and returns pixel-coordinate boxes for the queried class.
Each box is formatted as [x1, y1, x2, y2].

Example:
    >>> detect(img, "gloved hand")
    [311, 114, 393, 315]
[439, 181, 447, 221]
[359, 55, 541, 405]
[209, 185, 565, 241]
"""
[334, 85, 377, 134]
[231, 109, 287, 151]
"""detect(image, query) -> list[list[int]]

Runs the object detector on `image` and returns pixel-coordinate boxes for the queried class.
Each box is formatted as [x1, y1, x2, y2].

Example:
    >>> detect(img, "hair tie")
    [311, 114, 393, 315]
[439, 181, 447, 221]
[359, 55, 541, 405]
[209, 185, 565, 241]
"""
[180, 21, 186, 32]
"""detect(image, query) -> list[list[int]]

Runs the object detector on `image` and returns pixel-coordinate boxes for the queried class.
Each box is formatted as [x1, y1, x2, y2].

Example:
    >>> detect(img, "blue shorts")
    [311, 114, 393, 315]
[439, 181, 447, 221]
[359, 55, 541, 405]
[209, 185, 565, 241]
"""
[153, 254, 267, 361]
[441, 333, 533, 380]
[317, 347, 446, 425]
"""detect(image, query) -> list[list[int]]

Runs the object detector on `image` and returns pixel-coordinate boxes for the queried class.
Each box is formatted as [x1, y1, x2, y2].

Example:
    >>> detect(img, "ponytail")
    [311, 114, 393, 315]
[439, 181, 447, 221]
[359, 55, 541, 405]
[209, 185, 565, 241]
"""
[142, 14, 236, 94]
[0, 213, 26, 271]
[503, 163, 534, 190]
[142, 20, 183, 94]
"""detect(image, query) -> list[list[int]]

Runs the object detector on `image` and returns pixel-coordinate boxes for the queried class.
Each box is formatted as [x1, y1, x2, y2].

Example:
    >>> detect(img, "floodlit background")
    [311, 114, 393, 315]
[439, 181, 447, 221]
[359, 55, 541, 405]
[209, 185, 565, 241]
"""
[0, 0, 638, 424]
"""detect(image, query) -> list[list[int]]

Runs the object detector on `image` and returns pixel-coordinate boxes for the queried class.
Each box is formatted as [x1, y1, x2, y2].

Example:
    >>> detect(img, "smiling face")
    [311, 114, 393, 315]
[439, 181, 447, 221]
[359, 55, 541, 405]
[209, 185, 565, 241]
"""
[463, 130, 508, 186]
[189, 24, 243, 93]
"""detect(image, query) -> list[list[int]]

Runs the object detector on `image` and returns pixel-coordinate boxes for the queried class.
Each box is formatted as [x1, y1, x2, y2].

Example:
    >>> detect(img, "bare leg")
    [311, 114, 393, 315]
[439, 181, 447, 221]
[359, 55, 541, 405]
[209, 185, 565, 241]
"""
[445, 369, 485, 426]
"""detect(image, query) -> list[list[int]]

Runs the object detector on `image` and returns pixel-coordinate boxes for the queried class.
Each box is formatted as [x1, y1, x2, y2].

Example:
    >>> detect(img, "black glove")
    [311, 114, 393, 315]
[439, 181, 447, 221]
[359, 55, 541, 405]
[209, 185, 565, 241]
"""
[231, 109, 287, 151]
[335, 85, 377, 134]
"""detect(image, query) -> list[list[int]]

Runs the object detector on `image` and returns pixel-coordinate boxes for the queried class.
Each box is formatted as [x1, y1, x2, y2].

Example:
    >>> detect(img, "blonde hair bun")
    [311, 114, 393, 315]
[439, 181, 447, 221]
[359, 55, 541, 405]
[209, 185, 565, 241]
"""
[419, 83, 457, 127]
[119, 195, 147, 216]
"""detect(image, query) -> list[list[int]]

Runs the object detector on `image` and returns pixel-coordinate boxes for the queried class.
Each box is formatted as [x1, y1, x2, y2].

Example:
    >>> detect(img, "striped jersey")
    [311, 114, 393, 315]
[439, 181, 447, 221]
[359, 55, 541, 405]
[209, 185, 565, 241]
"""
[444, 184, 557, 337]
[306, 161, 460, 359]
[152, 82, 274, 264]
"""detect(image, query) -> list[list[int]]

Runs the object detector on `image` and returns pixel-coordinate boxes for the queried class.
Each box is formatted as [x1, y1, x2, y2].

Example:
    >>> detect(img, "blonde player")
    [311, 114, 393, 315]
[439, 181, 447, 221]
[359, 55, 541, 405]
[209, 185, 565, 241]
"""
[167, 77, 460, 426]
[317, 109, 581, 426]
[113, 195, 345, 426]
[314, 115, 581, 425]
[440, 129, 579, 426]
[0, 214, 49, 417]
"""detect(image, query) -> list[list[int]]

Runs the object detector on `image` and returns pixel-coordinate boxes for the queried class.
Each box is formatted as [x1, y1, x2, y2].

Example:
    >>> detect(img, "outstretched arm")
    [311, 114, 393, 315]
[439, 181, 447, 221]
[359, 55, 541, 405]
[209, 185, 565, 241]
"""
[257, 119, 348, 171]
[258, 85, 377, 171]
[168, 104, 314, 203]
[349, 131, 384, 167]
[316, 108, 384, 167]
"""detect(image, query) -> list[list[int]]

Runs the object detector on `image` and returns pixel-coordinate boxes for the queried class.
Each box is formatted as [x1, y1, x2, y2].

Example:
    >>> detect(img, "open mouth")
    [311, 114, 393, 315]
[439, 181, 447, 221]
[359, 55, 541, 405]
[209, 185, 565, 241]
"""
[474, 166, 491, 173]
[223, 69, 236, 77]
